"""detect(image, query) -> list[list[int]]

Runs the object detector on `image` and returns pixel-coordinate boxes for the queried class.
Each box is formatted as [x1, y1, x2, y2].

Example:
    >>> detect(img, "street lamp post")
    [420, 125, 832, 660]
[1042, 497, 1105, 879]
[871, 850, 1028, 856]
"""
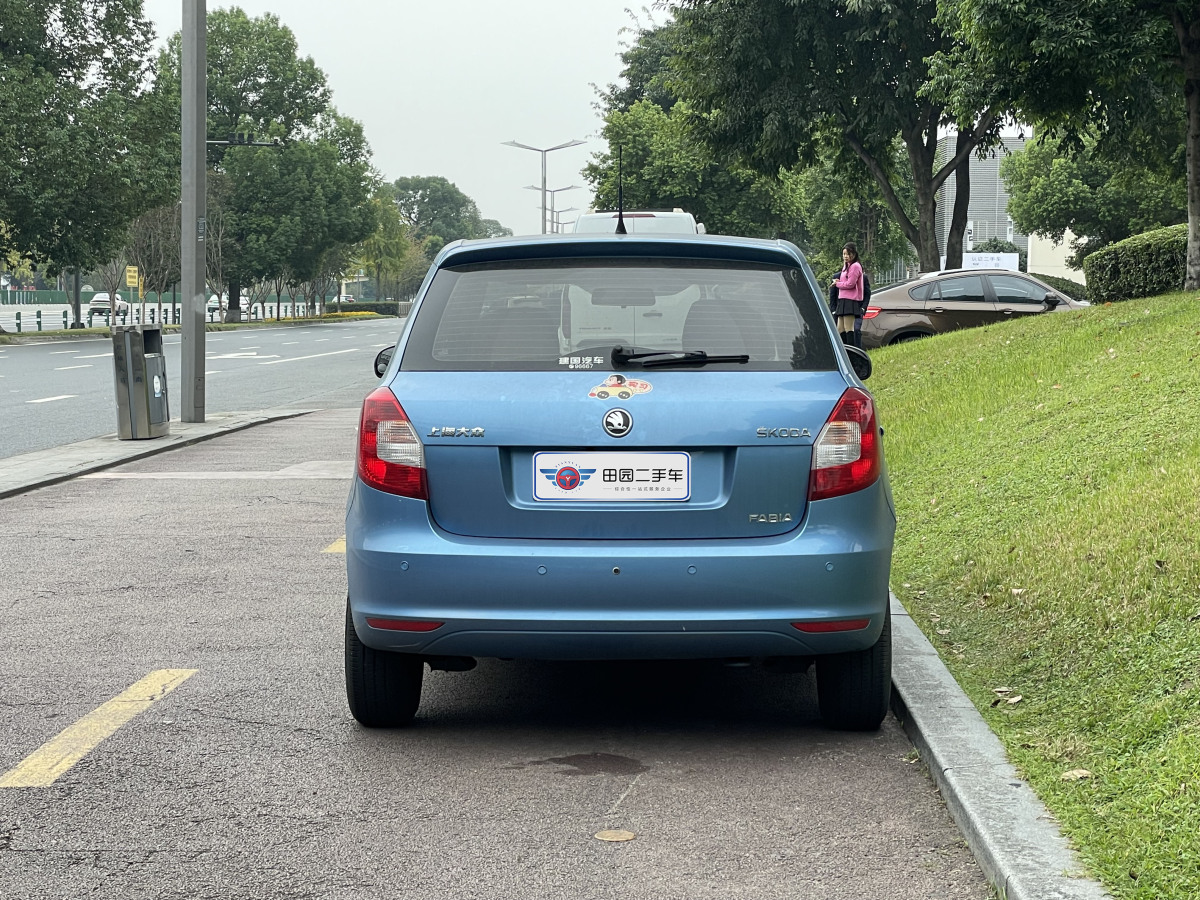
[503, 139, 584, 233]
[553, 207, 580, 234]
[525, 184, 580, 233]
[181, 0, 207, 422]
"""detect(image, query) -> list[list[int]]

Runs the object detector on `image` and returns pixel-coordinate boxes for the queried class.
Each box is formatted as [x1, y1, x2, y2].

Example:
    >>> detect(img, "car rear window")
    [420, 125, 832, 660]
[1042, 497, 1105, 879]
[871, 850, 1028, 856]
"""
[400, 258, 836, 372]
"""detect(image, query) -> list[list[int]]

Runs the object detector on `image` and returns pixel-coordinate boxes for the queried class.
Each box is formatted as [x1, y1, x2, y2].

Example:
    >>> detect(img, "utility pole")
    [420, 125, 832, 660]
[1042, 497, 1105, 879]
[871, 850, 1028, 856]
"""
[180, 0, 207, 422]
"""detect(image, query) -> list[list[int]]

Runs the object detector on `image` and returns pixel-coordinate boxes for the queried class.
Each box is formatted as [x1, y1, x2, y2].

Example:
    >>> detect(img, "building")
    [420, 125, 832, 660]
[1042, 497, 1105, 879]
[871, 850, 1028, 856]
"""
[934, 132, 1028, 257]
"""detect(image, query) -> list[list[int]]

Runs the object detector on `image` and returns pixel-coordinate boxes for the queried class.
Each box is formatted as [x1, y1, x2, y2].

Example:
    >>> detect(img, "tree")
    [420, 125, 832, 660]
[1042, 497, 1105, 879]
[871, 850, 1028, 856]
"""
[942, 0, 1200, 287]
[1000, 133, 1186, 268]
[355, 185, 417, 304]
[672, 0, 1009, 271]
[392, 176, 510, 249]
[127, 202, 183, 321]
[0, 0, 176, 326]
[587, 19, 914, 275]
[584, 99, 804, 241]
[158, 9, 373, 321]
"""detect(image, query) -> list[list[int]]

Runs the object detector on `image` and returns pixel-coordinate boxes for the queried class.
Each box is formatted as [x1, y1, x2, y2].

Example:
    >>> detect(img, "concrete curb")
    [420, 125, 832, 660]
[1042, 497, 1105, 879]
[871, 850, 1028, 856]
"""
[890, 595, 1111, 900]
[0, 408, 316, 499]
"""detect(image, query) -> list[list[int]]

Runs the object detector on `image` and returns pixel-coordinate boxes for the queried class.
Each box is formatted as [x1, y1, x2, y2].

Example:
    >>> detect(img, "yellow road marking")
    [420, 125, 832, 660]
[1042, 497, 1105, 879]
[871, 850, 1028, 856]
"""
[323, 537, 346, 554]
[0, 669, 197, 788]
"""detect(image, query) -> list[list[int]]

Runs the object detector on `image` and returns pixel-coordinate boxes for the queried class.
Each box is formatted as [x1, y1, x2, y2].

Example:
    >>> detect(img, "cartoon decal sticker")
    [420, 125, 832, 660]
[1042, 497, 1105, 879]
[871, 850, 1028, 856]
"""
[588, 374, 652, 400]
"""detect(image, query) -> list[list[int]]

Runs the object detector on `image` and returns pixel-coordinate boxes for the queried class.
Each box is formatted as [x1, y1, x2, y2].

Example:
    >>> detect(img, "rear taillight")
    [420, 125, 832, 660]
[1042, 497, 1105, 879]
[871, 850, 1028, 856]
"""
[863, 306, 881, 319]
[357, 387, 428, 499]
[808, 388, 881, 501]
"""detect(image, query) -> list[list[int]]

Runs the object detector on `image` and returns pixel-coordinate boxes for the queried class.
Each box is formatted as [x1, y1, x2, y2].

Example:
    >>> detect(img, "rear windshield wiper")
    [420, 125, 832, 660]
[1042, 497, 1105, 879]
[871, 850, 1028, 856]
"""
[611, 346, 750, 368]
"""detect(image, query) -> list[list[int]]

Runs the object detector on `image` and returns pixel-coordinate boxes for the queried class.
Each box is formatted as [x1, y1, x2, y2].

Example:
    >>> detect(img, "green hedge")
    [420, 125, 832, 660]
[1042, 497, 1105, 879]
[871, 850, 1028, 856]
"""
[338, 300, 400, 316]
[1082, 223, 1187, 303]
[1030, 273, 1089, 304]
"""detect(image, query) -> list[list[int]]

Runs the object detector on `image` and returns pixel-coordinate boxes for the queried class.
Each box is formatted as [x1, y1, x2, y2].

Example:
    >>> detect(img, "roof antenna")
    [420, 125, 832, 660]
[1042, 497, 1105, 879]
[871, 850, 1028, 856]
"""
[615, 146, 627, 234]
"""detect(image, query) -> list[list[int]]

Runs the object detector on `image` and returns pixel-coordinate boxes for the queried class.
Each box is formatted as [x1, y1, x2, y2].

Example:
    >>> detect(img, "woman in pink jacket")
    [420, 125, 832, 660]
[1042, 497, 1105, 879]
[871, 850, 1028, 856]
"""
[829, 242, 863, 347]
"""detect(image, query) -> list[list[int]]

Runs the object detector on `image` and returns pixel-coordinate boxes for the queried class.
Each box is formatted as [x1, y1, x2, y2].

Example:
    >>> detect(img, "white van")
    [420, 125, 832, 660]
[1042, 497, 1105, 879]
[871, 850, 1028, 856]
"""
[573, 208, 705, 235]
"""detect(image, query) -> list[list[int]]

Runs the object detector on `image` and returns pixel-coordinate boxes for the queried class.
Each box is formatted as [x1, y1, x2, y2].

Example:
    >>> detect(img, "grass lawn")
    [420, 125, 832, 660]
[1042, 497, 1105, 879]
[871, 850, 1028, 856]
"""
[871, 293, 1200, 899]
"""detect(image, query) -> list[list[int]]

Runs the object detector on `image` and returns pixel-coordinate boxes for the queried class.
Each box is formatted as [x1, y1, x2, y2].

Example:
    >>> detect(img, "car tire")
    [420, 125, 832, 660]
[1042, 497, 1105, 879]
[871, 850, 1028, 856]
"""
[344, 601, 424, 727]
[617, 390, 631, 399]
[596, 390, 610, 399]
[815, 606, 891, 731]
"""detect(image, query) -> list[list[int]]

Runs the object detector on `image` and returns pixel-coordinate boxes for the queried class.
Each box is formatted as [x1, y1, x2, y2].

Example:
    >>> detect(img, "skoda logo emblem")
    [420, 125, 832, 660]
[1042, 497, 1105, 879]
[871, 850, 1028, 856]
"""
[603, 408, 633, 438]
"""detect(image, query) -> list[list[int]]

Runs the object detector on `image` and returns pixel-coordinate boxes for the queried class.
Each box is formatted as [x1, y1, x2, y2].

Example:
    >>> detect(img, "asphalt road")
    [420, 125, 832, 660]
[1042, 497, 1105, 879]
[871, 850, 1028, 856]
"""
[0, 319, 399, 459]
[0, 410, 991, 900]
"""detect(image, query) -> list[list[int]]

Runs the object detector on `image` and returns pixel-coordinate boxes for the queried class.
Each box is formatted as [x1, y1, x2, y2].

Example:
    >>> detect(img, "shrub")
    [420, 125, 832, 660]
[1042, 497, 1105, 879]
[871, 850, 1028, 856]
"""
[1030, 272, 1088, 304]
[339, 300, 399, 317]
[1082, 223, 1187, 303]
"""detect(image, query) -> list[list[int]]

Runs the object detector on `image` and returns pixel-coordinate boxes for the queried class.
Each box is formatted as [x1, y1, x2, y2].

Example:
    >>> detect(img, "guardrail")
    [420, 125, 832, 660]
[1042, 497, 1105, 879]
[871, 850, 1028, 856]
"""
[0, 302, 340, 333]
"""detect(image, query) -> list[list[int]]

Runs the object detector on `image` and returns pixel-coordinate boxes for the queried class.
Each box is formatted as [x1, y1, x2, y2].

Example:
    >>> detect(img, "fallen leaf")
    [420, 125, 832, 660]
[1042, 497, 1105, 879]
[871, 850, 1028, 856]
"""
[1132, 372, 1141, 378]
[595, 829, 636, 842]
[1011, 588, 1025, 596]
[929, 613, 941, 622]
[936, 628, 951, 636]
[1007, 695, 1023, 705]
[992, 687, 1013, 695]
[1052, 384, 1062, 389]
[1061, 769, 1092, 782]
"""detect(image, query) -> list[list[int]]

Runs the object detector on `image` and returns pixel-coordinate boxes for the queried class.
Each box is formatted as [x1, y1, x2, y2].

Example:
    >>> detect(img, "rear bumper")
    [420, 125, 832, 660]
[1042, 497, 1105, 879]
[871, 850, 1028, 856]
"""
[346, 478, 895, 660]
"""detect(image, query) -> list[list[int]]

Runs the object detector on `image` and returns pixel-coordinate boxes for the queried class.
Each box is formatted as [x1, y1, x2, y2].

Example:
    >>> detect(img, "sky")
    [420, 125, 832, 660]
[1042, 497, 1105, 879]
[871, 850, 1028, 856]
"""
[142, 0, 643, 236]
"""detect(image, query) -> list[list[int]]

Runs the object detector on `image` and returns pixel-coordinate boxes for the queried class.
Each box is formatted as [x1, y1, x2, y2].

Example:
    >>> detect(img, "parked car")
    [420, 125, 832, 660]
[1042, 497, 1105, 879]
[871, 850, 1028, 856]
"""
[860, 268, 1090, 349]
[345, 232, 896, 731]
[87, 292, 129, 317]
[206, 295, 248, 314]
[574, 208, 706, 234]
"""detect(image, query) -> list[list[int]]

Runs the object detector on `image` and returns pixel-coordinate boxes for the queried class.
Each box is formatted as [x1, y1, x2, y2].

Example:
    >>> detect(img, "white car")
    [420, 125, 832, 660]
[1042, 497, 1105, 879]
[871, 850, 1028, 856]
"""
[87, 292, 130, 316]
[574, 208, 705, 234]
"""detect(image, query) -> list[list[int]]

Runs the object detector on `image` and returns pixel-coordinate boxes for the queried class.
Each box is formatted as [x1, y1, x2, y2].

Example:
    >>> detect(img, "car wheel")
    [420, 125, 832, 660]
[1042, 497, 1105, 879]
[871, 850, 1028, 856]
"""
[596, 390, 610, 399]
[815, 606, 891, 731]
[617, 390, 631, 399]
[344, 600, 424, 727]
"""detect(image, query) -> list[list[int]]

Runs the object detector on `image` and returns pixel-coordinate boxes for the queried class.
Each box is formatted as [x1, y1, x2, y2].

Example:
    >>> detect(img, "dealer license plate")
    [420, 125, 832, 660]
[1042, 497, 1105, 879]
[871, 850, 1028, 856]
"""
[533, 451, 691, 501]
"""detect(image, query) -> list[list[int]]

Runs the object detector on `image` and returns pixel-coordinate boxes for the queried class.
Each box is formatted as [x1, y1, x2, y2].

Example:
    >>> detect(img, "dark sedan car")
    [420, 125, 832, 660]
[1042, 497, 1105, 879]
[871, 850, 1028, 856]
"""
[860, 269, 1089, 349]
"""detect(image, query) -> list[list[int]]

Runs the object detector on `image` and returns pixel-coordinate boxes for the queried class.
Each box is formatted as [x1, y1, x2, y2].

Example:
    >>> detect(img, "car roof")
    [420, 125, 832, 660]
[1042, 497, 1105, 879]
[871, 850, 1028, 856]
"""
[433, 232, 806, 269]
[917, 268, 1039, 278]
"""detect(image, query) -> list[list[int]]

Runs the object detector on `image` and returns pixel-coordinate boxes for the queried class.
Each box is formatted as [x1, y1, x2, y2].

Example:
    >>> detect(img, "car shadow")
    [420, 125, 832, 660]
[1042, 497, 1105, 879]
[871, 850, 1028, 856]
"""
[410, 657, 823, 733]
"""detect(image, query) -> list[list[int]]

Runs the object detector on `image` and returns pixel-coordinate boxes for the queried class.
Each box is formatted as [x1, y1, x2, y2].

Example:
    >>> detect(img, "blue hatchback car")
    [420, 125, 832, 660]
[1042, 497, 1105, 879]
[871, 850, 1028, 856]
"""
[346, 232, 896, 730]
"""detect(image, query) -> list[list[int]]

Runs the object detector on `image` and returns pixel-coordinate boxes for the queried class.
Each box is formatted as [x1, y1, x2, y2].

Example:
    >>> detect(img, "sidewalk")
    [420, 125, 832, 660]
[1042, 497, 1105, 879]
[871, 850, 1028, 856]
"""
[0, 409, 312, 499]
[0, 412, 1111, 900]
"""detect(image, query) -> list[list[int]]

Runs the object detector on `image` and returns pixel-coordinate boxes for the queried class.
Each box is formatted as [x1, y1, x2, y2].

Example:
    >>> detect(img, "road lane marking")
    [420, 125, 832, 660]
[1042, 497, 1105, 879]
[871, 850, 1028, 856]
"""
[315, 339, 330, 343]
[0, 669, 197, 788]
[282, 341, 299, 345]
[324, 537, 346, 554]
[259, 349, 358, 365]
[54, 364, 93, 371]
[26, 395, 76, 404]
[50, 350, 79, 355]
[74, 353, 113, 359]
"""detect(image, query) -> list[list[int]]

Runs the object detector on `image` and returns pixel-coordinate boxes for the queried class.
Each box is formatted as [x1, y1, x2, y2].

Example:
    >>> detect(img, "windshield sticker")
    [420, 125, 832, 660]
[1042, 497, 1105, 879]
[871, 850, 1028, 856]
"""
[559, 355, 607, 370]
[588, 374, 653, 400]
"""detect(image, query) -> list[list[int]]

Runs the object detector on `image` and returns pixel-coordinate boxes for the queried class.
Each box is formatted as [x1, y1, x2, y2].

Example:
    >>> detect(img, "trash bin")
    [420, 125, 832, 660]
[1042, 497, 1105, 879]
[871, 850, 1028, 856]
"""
[111, 325, 170, 440]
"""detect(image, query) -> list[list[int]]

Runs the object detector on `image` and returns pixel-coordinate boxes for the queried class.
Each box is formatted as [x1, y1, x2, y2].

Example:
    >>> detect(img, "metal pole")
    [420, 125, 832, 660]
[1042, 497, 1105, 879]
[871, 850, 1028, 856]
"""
[181, 0, 207, 422]
[540, 151, 548, 235]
